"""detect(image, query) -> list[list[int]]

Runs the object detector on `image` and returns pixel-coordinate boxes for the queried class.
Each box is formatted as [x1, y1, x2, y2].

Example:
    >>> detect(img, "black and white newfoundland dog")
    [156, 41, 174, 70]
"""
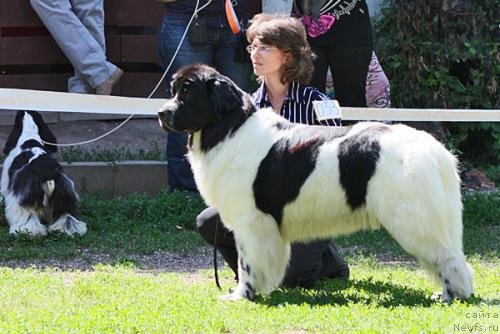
[1, 111, 87, 237]
[158, 64, 473, 302]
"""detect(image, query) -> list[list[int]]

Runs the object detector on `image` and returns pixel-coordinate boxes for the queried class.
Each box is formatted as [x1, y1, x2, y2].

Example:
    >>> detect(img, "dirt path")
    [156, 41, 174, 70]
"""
[0, 247, 219, 273]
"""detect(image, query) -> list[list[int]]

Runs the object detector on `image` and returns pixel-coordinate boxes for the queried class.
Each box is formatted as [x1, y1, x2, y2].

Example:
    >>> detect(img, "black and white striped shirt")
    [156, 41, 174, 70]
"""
[252, 81, 341, 127]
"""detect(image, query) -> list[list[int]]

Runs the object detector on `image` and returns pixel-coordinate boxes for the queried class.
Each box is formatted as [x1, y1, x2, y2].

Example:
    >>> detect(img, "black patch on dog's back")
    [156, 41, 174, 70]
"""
[253, 137, 325, 225]
[21, 140, 43, 150]
[9, 151, 62, 189]
[338, 125, 390, 210]
[28, 154, 63, 181]
[8, 151, 33, 182]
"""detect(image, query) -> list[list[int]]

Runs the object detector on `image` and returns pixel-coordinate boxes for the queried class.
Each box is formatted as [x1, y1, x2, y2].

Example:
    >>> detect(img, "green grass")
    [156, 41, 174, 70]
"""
[0, 191, 497, 263]
[0, 191, 497, 333]
[0, 190, 206, 260]
[56, 144, 164, 163]
[0, 260, 497, 333]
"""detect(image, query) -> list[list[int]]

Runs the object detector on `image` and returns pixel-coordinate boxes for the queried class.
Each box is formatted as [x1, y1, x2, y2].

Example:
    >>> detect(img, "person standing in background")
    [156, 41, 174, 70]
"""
[157, 0, 252, 192]
[295, 0, 374, 107]
[30, 0, 123, 95]
[262, 0, 389, 108]
[365, 51, 390, 108]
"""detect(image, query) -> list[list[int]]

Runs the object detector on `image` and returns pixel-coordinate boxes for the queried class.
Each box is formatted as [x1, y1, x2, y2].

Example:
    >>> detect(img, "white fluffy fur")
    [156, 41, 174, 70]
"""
[188, 110, 473, 301]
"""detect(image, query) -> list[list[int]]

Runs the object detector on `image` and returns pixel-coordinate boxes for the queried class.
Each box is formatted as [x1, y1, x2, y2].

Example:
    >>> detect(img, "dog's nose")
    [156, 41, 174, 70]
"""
[158, 109, 170, 124]
[158, 99, 176, 118]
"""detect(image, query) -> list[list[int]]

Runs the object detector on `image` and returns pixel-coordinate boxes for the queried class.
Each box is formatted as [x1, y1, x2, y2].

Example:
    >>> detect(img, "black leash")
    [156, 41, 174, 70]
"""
[213, 219, 222, 290]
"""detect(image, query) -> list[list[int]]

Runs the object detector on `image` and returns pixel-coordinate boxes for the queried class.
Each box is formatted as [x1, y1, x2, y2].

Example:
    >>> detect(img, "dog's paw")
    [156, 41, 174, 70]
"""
[9, 217, 48, 237]
[219, 292, 245, 302]
[431, 291, 452, 303]
[48, 215, 87, 237]
[220, 285, 256, 301]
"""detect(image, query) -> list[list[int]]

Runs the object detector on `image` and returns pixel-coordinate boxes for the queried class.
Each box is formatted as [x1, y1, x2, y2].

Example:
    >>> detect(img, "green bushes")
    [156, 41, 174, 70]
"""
[374, 0, 499, 175]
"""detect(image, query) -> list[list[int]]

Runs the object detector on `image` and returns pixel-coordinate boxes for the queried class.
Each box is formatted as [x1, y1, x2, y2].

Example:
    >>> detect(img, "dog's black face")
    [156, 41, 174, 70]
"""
[158, 64, 256, 152]
[158, 64, 246, 134]
[4, 111, 57, 155]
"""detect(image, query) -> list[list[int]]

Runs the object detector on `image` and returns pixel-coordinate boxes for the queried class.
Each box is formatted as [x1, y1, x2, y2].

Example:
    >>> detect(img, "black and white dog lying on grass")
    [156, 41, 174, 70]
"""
[158, 64, 473, 302]
[1, 111, 87, 237]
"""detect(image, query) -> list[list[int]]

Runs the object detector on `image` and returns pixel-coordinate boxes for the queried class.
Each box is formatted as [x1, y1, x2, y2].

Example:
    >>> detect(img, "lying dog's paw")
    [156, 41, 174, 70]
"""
[9, 216, 48, 237]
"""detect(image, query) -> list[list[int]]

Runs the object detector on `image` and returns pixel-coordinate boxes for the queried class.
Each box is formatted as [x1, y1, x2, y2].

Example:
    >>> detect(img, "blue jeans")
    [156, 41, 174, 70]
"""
[158, 12, 251, 191]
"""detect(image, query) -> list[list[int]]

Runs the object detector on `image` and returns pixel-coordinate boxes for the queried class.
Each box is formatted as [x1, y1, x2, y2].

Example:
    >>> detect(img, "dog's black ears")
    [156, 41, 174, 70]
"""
[3, 111, 24, 155]
[208, 78, 244, 122]
[3, 111, 58, 154]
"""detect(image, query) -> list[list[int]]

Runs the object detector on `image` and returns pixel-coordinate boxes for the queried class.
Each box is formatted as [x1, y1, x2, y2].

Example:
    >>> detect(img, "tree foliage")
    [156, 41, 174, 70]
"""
[374, 0, 499, 168]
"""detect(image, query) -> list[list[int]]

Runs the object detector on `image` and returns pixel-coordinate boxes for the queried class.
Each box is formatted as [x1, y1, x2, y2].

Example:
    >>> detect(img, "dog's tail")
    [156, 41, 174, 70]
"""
[422, 137, 463, 253]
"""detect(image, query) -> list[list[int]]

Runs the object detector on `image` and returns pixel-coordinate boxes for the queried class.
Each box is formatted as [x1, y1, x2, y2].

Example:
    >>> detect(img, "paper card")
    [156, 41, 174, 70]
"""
[312, 100, 342, 121]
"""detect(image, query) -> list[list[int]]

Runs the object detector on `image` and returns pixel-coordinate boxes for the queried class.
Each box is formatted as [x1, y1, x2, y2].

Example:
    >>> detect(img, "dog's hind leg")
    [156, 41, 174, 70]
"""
[47, 174, 87, 236]
[222, 214, 290, 301]
[4, 194, 47, 236]
[380, 213, 473, 301]
[375, 195, 473, 302]
[371, 140, 473, 301]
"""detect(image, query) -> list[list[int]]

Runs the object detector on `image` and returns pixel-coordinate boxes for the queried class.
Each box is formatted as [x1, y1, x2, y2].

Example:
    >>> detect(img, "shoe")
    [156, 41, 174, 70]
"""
[320, 242, 350, 280]
[95, 68, 123, 95]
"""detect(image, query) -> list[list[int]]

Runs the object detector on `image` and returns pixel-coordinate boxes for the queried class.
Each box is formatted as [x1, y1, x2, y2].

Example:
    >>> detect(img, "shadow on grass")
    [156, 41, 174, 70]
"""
[259, 277, 483, 308]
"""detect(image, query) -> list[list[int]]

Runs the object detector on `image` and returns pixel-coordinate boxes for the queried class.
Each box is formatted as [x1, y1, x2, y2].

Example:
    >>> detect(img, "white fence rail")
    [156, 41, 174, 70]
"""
[0, 88, 499, 122]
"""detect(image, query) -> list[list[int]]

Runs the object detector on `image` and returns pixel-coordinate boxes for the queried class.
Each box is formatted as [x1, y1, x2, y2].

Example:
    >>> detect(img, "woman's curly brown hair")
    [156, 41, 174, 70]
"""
[246, 13, 316, 85]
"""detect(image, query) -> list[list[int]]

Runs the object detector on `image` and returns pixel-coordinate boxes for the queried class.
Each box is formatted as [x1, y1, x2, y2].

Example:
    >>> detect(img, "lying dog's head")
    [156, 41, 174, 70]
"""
[4, 111, 57, 156]
[158, 64, 252, 134]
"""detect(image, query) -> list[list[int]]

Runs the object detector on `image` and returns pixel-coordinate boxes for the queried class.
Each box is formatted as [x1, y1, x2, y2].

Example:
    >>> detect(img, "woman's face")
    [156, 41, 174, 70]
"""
[249, 38, 287, 79]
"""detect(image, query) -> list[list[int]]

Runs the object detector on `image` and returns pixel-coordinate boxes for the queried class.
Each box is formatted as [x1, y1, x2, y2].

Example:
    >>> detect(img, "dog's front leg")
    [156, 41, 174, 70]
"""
[4, 194, 47, 236]
[221, 216, 291, 301]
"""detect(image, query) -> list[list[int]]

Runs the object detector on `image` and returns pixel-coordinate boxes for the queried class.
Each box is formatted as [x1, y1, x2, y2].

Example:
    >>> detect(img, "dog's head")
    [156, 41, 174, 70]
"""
[158, 64, 250, 134]
[3, 111, 57, 155]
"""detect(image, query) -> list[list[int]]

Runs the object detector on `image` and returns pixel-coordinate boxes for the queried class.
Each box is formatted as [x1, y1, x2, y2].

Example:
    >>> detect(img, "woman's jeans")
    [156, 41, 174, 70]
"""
[157, 12, 251, 191]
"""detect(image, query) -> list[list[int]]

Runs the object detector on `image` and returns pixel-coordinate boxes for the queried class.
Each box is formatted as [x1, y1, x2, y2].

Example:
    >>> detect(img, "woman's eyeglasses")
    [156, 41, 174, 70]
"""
[246, 45, 279, 54]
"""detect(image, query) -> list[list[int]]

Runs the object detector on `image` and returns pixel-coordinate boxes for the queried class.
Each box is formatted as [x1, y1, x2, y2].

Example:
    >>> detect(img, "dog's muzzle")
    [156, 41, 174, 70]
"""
[158, 99, 178, 132]
[157, 110, 174, 132]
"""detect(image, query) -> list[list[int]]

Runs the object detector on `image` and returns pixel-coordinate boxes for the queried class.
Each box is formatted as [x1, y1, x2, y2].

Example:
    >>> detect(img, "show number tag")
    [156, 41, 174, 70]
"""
[312, 100, 342, 121]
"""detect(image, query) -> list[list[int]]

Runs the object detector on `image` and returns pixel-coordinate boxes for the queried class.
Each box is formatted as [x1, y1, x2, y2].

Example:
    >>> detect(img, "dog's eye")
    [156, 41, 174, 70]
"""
[181, 86, 188, 94]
